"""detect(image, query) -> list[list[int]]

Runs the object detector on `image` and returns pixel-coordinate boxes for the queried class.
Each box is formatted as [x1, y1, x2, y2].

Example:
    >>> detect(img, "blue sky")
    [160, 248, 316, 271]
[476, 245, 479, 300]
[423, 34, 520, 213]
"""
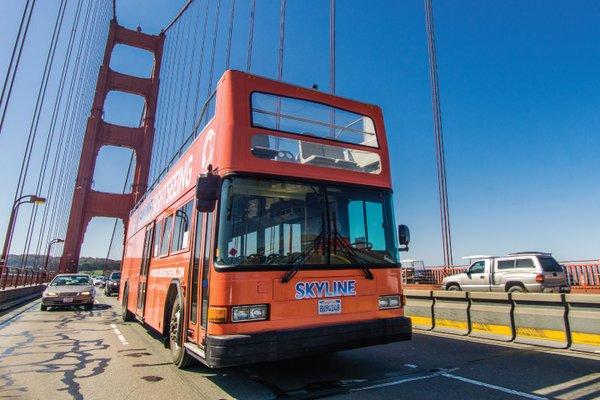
[1, 0, 599, 265]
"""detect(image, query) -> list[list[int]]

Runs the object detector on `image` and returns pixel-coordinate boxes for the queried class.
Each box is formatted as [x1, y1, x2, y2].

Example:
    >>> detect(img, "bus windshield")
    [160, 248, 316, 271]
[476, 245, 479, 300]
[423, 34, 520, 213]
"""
[216, 176, 399, 268]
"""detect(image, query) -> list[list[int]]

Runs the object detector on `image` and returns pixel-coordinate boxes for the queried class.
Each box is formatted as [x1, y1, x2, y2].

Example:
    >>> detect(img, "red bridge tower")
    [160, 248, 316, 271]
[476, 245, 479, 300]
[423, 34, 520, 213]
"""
[59, 23, 164, 272]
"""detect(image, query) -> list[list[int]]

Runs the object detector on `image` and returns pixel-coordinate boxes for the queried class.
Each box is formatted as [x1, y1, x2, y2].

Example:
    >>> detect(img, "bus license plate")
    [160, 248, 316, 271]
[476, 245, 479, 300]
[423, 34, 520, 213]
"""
[318, 299, 341, 315]
[62, 298, 73, 303]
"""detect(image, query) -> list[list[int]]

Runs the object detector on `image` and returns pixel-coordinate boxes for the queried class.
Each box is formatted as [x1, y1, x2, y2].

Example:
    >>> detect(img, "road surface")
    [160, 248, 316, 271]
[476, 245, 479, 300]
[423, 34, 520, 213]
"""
[0, 293, 598, 399]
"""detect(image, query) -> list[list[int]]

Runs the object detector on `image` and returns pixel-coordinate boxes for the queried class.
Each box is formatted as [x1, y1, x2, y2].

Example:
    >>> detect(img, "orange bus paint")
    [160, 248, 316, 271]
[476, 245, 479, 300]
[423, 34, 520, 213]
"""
[120, 70, 411, 368]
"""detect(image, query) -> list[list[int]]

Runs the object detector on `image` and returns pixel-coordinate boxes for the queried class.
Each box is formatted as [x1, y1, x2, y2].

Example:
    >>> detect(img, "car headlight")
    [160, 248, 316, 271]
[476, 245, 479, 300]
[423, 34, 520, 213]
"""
[43, 292, 57, 297]
[231, 304, 268, 322]
[79, 291, 91, 296]
[379, 295, 401, 310]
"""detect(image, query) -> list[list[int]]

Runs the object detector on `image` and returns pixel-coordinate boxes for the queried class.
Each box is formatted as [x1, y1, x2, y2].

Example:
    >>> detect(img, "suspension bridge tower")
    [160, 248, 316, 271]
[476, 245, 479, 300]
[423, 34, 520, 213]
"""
[59, 22, 164, 273]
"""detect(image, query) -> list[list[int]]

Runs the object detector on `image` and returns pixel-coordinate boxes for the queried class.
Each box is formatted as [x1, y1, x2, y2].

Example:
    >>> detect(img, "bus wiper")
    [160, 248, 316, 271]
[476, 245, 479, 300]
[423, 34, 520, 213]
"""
[329, 212, 374, 280]
[281, 211, 326, 284]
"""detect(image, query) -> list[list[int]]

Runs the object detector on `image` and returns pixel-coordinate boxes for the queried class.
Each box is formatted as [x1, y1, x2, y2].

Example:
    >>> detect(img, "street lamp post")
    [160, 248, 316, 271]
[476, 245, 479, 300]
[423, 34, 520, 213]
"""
[43, 238, 64, 278]
[0, 195, 46, 267]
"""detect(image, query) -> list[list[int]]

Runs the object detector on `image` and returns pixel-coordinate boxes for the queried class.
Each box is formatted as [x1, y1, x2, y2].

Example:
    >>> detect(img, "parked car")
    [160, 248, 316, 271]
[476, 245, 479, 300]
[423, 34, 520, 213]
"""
[104, 271, 121, 296]
[442, 252, 570, 293]
[41, 274, 95, 311]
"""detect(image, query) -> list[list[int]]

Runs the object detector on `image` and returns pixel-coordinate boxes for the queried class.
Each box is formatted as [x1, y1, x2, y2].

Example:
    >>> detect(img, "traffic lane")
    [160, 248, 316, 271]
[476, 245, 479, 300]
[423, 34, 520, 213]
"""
[0, 293, 269, 400]
[2, 294, 599, 400]
[230, 331, 600, 399]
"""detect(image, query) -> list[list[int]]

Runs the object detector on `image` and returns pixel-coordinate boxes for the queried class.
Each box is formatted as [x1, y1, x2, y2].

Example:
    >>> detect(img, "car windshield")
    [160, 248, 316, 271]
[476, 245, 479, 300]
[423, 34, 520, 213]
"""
[538, 257, 563, 272]
[110, 272, 121, 280]
[50, 275, 91, 286]
[216, 176, 399, 267]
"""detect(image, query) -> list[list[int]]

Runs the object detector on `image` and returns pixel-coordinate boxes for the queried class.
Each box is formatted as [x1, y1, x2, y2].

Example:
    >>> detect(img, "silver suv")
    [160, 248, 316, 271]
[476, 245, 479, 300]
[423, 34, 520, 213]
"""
[442, 252, 570, 293]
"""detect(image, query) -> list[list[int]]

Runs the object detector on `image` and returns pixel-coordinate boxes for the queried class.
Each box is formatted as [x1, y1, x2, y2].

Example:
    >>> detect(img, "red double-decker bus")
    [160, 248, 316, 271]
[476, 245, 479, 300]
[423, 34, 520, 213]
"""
[120, 70, 411, 368]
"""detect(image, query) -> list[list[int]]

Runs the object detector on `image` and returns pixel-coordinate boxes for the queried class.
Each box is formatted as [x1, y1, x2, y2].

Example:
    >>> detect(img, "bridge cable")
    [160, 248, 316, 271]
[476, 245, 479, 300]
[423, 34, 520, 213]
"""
[275, 0, 286, 131]
[191, 0, 212, 126]
[9, 0, 67, 266]
[225, 0, 236, 70]
[0, 0, 36, 137]
[32, 0, 85, 269]
[19, 0, 69, 267]
[206, 0, 222, 98]
[31, 0, 88, 262]
[329, 0, 335, 94]
[246, 0, 256, 72]
[424, 0, 453, 266]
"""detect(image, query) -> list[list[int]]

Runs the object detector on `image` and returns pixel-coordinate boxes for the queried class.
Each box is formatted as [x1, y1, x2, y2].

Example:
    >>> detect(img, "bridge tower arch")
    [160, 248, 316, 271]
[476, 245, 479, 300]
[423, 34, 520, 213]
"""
[59, 22, 164, 273]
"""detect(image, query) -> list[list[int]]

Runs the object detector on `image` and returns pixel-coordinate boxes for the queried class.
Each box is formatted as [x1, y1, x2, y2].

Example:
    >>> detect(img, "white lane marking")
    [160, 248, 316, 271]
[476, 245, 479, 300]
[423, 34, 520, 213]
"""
[404, 364, 418, 369]
[110, 323, 128, 345]
[441, 373, 547, 400]
[534, 373, 600, 396]
[351, 373, 437, 392]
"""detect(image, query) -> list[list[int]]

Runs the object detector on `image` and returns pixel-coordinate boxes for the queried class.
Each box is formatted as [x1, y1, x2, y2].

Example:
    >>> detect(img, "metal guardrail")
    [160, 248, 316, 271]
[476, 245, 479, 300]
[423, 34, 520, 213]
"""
[401, 262, 600, 289]
[0, 266, 53, 290]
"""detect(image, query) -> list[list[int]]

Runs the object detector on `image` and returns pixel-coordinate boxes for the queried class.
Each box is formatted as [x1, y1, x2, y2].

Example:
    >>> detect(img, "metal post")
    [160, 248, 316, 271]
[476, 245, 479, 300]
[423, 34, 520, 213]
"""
[43, 238, 63, 277]
[1, 195, 45, 267]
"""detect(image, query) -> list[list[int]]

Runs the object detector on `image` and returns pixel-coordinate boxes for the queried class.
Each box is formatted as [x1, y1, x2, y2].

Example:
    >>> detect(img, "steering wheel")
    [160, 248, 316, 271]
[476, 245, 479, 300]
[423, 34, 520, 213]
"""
[351, 241, 373, 251]
[245, 253, 263, 263]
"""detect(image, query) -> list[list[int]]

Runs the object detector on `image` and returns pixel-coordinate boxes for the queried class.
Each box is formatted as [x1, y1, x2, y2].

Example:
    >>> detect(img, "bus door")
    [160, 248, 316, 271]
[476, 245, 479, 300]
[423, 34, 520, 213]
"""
[187, 210, 213, 346]
[136, 223, 154, 318]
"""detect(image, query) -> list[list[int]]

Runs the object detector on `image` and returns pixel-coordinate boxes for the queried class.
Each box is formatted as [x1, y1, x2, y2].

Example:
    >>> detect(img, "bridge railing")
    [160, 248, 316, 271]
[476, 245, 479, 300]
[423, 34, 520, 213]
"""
[0, 267, 53, 290]
[401, 261, 600, 289]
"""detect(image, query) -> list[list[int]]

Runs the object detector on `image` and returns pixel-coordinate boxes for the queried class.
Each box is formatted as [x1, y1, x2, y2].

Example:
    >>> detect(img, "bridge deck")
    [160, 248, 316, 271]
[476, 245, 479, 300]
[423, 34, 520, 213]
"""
[0, 294, 598, 400]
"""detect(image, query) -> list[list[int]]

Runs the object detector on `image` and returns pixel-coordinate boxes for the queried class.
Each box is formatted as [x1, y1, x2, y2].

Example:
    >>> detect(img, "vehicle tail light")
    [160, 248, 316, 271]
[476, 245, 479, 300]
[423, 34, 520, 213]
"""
[536, 274, 544, 283]
[208, 306, 228, 323]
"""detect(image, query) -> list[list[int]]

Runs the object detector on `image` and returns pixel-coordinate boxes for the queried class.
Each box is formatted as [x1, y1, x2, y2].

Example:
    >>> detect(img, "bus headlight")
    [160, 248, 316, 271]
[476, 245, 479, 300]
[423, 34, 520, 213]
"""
[231, 305, 268, 322]
[379, 295, 401, 310]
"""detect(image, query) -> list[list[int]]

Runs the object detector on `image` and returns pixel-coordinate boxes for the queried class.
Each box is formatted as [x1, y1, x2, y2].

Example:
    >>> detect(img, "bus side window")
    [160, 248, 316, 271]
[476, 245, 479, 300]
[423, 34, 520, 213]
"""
[154, 220, 163, 257]
[190, 211, 204, 324]
[200, 212, 213, 328]
[159, 215, 173, 256]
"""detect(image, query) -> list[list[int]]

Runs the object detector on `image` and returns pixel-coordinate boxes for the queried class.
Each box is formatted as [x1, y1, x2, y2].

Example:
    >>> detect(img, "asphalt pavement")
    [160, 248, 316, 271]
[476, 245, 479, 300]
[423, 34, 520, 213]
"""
[0, 292, 598, 400]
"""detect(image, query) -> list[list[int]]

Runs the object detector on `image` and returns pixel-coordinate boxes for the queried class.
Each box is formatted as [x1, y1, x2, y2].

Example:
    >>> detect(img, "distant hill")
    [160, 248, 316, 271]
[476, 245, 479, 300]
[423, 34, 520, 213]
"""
[6, 254, 120, 271]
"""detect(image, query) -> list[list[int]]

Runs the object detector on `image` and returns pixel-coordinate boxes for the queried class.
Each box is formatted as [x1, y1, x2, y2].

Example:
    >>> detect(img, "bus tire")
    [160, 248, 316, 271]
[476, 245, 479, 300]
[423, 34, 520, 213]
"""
[169, 298, 194, 369]
[121, 286, 134, 322]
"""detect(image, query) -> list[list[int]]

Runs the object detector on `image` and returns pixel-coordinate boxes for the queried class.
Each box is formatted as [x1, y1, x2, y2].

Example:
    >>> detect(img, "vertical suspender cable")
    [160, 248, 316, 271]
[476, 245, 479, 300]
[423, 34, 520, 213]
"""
[20, 0, 69, 267]
[424, 0, 453, 267]
[275, 0, 286, 130]
[329, 0, 335, 137]
[225, 0, 236, 70]
[191, 0, 211, 126]
[0, 0, 36, 136]
[277, 0, 286, 81]
[329, 0, 335, 94]
[246, 0, 256, 72]
[112, 0, 117, 22]
[206, 0, 222, 98]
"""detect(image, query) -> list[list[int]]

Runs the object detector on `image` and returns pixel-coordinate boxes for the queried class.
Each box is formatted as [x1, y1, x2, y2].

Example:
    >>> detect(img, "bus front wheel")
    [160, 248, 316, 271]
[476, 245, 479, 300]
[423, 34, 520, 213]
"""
[168, 298, 195, 368]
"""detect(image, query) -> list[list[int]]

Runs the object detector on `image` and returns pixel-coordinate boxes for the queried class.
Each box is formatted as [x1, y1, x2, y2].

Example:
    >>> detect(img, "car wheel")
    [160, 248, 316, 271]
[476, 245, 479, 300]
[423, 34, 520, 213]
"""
[121, 287, 133, 322]
[40, 304, 47, 311]
[446, 283, 461, 291]
[507, 285, 525, 293]
[169, 299, 195, 368]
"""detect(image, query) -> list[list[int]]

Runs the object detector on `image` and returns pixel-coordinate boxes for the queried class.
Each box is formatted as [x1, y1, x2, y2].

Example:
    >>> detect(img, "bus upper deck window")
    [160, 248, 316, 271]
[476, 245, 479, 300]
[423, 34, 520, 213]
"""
[251, 93, 378, 148]
[250, 134, 381, 174]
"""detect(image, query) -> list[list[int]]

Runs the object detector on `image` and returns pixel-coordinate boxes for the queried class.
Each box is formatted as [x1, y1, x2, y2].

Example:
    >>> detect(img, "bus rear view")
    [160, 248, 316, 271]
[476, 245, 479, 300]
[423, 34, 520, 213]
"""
[121, 71, 412, 368]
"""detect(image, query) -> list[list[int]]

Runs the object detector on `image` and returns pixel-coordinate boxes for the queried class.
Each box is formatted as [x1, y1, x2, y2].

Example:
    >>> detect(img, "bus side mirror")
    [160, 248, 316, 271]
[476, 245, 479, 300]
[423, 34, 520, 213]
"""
[196, 174, 221, 212]
[398, 224, 410, 252]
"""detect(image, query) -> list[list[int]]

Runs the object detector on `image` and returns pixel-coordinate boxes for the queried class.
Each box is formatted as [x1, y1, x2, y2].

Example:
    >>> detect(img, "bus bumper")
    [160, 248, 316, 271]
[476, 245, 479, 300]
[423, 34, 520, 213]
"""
[204, 316, 412, 368]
